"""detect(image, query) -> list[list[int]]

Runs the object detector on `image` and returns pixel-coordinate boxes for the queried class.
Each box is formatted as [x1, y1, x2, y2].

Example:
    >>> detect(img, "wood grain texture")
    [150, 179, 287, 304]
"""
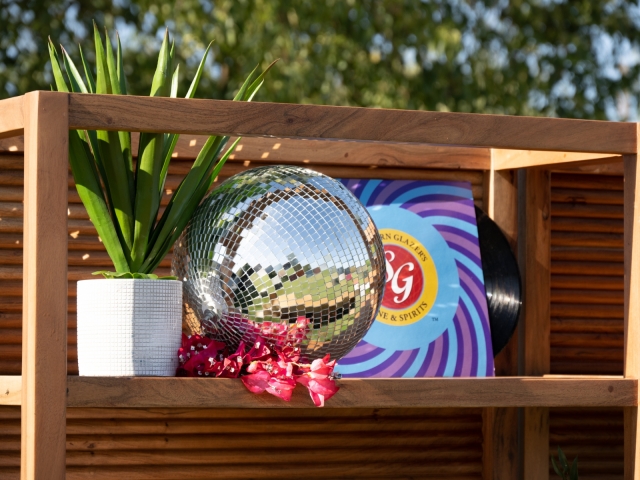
[547, 167, 628, 467]
[0, 406, 484, 479]
[626, 406, 639, 480]
[483, 407, 518, 480]
[56, 376, 639, 408]
[625, 154, 640, 379]
[520, 168, 551, 480]
[0, 375, 20, 405]
[164, 134, 491, 169]
[198, 137, 490, 168]
[21, 91, 68, 480]
[524, 406, 549, 480]
[493, 148, 621, 170]
[0, 96, 24, 140]
[0, 136, 24, 152]
[521, 168, 551, 376]
[550, 408, 623, 477]
[485, 168, 519, 378]
[624, 148, 640, 478]
[554, 160, 625, 175]
[482, 164, 519, 480]
[0, 134, 492, 169]
[68, 93, 637, 154]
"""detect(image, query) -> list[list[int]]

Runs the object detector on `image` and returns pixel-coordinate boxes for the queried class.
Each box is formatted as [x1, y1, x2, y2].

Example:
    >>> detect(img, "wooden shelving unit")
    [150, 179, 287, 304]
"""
[0, 90, 638, 479]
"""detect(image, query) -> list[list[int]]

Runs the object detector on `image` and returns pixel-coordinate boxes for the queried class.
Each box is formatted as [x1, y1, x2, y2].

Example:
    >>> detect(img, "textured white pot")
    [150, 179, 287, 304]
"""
[77, 279, 182, 376]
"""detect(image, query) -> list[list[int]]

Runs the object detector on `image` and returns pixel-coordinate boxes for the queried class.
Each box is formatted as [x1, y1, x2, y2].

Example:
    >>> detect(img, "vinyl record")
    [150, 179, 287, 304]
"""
[475, 207, 522, 357]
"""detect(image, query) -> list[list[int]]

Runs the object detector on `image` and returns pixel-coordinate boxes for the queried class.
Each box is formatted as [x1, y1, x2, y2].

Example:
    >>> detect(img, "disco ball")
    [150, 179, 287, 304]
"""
[172, 165, 385, 361]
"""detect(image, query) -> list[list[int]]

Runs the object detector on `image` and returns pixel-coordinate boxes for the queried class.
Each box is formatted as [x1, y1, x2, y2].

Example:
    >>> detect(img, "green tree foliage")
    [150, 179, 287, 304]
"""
[2, 0, 640, 119]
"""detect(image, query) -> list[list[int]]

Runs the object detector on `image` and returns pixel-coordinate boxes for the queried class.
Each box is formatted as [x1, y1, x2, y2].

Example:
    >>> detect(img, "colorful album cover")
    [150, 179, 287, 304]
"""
[337, 179, 494, 377]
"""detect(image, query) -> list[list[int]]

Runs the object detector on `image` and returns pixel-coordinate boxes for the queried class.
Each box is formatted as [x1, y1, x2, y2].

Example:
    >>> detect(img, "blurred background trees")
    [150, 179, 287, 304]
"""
[1, 0, 639, 119]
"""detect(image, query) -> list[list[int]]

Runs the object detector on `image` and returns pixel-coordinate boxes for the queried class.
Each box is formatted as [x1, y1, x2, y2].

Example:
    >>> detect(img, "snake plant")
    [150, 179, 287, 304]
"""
[48, 25, 275, 279]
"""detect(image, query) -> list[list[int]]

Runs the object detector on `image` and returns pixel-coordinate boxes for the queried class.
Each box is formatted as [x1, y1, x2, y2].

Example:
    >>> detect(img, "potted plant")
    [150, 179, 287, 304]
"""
[49, 24, 274, 376]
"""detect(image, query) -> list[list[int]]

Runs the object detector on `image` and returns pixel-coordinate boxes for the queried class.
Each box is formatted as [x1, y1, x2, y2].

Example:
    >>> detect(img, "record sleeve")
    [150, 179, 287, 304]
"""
[337, 179, 495, 377]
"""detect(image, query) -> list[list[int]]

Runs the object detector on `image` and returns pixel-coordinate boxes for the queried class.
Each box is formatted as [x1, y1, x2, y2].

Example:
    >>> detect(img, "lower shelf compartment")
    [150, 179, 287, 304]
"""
[1, 375, 636, 408]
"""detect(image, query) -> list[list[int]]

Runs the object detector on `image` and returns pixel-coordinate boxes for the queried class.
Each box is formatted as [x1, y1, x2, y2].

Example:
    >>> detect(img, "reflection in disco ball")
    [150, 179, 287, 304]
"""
[172, 165, 385, 361]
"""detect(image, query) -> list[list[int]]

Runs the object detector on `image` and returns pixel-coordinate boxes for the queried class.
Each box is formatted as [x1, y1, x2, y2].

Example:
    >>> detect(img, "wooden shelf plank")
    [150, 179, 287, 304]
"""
[1, 134, 492, 169]
[67, 93, 637, 154]
[493, 149, 622, 170]
[2, 376, 636, 409]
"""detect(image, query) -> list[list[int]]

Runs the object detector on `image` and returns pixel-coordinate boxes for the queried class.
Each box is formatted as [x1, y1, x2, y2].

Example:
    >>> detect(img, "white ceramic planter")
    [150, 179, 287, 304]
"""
[77, 279, 182, 376]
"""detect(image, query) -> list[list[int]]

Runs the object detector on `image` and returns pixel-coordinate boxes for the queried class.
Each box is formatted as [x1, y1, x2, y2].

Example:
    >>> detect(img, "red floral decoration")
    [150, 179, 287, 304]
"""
[177, 317, 340, 407]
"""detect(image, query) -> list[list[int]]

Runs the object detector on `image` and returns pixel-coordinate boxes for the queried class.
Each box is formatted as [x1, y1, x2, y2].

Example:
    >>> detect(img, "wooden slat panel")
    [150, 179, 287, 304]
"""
[0, 143, 488, 478]
[550, 408, 623, 479]
[549, 170, 627, 476]
[0, 97, 24, 140]
[0, 406, 483, 479]
[68, 93, 637, 154]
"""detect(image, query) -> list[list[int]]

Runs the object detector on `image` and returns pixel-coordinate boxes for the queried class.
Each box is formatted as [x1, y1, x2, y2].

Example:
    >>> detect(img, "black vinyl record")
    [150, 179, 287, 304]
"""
[475, 207, 522, 357]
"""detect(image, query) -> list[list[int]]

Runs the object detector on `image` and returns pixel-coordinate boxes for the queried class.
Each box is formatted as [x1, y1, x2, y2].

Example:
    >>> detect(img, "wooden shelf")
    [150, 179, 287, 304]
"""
[2, 375, 637, 409]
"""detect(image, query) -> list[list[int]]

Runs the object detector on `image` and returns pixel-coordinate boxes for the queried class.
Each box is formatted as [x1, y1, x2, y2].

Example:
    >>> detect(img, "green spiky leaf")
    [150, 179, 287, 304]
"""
[93, 22, 135, 260]
[570, 457, 578, 480]
[104, 28, 134, 199]
[558, 446, 568, 471]
[47, 39, 69, 93]
[79, 45, 96, 94]
[130, 29, 173, 271]
[49, 26, 276, 276]
[61, 46, 88, 93]
[115, 32, 127, 95]
[159, 41, 214, 195]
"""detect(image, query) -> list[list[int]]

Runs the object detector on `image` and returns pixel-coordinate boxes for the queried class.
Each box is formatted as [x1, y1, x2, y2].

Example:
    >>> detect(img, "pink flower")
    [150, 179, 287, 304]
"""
[245, 336, 271, 362]
[266, 376, 296, 401]
[176, 332, 341, 407]
[217, 342, 245, 378]
[296, 355, 340, 407]
[241, 370, 270, 393]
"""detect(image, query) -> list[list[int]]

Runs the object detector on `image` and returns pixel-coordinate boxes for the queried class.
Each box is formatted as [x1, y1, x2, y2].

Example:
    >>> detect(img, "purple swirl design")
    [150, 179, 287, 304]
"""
[338, 180, 494, 377]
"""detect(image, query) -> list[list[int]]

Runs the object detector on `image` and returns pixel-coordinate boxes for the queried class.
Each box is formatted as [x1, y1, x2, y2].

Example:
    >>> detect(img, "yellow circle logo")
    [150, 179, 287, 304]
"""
[378, 229, 438, 326]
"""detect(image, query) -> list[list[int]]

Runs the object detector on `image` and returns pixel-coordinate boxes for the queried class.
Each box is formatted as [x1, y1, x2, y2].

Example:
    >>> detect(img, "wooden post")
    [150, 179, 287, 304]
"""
[482, 159, 520, 479]
[520, 168, 551, 480]
[624, 143, 640, 479]
[21, 91, 69, 479]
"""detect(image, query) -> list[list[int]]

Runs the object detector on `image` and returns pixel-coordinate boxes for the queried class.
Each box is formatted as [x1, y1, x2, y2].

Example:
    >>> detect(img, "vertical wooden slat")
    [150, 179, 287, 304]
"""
[483, 162, 519, 480]
[489, 168, 519, 376]
[624, 147, 640, 479]
[20, 91, 69, 480]
[520, 168, 551, 480]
